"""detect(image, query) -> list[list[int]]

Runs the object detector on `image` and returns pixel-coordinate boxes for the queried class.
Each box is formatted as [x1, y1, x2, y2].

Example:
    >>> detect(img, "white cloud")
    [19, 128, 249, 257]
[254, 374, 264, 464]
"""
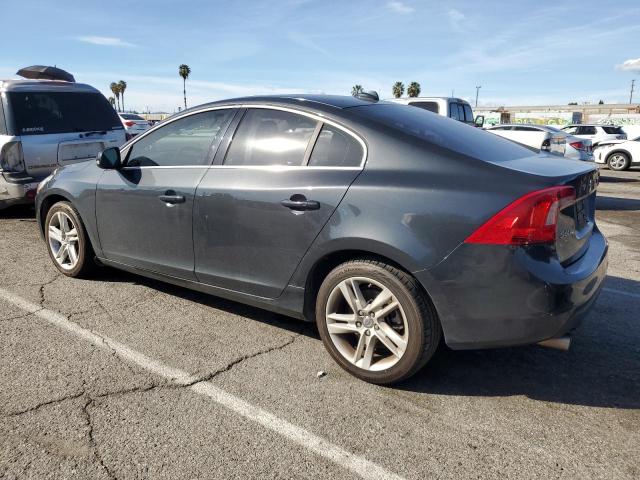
[616, 58, 640, 72]
[387, 1, 414, 14]
[75, 36, 136, 47]
[447, 8, 465, 32]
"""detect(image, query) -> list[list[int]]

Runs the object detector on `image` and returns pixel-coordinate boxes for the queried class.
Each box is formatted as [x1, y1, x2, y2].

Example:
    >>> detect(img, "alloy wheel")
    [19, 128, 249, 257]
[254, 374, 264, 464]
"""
[609, 154, 627, 170]
[48, 211, 80, 271]
[325, 276, 409, 371]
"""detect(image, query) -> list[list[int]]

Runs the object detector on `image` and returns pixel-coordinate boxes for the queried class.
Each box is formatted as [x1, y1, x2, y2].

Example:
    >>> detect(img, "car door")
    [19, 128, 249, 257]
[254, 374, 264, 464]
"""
[96, 108, 237, 279]
[193, 107, 366, 298]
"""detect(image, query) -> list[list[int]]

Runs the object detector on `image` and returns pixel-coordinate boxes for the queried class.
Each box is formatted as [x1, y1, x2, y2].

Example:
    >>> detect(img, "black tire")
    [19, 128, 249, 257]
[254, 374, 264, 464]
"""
[607, 152, 631, 171]
[44, 201, 96, 278]
[315, 259, 442, 384]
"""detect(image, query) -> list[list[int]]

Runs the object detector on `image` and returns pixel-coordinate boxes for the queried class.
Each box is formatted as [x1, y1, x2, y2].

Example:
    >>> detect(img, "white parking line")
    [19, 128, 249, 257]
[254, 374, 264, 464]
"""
[0, 287, 404, 480]
[603, 287, 640, 300]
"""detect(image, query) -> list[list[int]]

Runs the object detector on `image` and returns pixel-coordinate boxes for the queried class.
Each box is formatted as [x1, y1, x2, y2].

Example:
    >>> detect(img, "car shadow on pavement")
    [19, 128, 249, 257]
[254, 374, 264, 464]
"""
[97, 266, 320, 338]
[596, 196, 640, 211]
[398, 275, 640, 409]
[0, 205, 36, 220]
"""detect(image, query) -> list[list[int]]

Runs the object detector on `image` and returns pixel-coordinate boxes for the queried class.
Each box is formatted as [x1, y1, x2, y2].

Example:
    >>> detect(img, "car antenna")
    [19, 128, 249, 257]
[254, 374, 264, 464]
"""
[356, 91, 379, 102]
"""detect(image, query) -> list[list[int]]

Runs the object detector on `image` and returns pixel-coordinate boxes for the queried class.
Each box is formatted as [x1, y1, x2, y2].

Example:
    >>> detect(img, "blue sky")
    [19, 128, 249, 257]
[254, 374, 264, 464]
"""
[3, 0, 640, 112]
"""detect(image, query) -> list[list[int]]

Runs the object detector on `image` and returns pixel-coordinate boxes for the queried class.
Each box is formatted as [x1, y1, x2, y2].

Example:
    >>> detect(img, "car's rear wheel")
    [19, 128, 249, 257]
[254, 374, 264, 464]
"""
[315, 259, 441, 384]
[45, 201, 95, 277]
[607, 152, 631, 171]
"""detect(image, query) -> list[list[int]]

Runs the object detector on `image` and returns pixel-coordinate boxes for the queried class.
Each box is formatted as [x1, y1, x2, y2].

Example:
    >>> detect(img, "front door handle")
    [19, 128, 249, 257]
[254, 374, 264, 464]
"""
[158, 192, 185, 204]
[281, 195, 320, 211]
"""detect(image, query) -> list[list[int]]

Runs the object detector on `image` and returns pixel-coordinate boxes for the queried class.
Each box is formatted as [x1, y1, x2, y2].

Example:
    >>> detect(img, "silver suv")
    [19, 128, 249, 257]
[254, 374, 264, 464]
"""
[0, 79, 125, 209]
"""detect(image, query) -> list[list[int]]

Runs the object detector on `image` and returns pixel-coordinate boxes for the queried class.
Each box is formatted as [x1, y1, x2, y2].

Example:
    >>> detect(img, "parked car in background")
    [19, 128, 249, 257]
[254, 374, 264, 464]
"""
[0, 79, 125, 209]
[561, 124, 626, 147]
[389, 97, 476, 125]
[594, 136, 640, 170]
[119, 113, 150, 139]
[486, 124, 593, 161]
[36, 95, 607, 384]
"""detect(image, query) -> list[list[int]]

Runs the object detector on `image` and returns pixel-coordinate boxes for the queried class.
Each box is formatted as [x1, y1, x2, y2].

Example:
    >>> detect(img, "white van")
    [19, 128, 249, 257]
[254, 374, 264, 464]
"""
[388, 97, 476, 125]
[0, 79, 125, 209]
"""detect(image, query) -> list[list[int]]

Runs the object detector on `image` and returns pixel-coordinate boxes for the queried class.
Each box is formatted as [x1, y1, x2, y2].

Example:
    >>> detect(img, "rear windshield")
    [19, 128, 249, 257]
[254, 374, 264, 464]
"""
[8, 91, 122, 135]
[601, 126, 624, 134]
[352, 103, 533, 162]
[408, 101, 439, 114]
[120, 113, 145, 120]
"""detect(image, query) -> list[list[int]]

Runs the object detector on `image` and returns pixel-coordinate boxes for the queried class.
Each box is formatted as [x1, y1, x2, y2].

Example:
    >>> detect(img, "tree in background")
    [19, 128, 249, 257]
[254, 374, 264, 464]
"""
[598, 99, 605, 104]
[351, 85, 364, 97]
[179, 64, 191, 109]
[392, 82, 405, 98]
[407, 82, 421, 97]
[118, 80, 127, 112]
[108, 97, 116, 109]
[110, 82, 121, 111]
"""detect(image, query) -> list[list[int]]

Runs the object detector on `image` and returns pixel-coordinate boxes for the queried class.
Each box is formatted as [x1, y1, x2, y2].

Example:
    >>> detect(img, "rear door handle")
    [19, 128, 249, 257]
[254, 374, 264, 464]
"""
[158, 193, 185, 204]
[281, 196, 320, 211]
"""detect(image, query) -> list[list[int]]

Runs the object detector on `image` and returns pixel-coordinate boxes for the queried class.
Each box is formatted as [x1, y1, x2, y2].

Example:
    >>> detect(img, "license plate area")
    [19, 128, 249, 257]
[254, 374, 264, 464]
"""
[58, 142, 104, 163]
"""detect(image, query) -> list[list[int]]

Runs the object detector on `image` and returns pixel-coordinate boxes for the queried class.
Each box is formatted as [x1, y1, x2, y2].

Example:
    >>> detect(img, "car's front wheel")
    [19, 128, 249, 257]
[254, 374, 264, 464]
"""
[316, 259, 441, 384]
[45, 201, 95, 277]
[607, 152, 631, 171]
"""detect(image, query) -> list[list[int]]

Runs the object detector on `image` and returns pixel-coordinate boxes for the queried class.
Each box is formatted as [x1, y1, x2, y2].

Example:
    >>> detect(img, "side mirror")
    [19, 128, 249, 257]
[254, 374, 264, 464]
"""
[474, 115, 485, 128]
[96, 147, 121, 170]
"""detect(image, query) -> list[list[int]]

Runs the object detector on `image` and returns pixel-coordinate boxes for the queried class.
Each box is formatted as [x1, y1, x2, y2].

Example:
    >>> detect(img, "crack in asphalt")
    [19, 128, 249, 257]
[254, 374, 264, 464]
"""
[82, 395, 117, 480]
[38, 273, 62, 308]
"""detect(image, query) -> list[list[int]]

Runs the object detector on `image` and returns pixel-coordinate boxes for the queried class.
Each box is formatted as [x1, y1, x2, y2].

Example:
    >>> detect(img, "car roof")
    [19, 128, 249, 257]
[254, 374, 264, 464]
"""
[197, 94, 377, 110]
[565, 124, 617, 127]
[0, 79, 100, 93]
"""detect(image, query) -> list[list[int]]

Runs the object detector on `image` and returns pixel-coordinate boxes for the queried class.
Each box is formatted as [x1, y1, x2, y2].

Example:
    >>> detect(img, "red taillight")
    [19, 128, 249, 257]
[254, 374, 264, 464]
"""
[569, 141, 585, 150]
[465, 186, 576, 246]
[124, 120, 136, 127]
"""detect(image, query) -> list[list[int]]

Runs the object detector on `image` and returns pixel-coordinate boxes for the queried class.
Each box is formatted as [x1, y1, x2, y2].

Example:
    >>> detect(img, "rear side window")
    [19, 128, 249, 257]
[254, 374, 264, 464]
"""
[463, 104, 473, 123]
[7, 91, 121, 135]
[409, 101, 439, 114]
[576, 126, 597, 135]
[225, 109, 318, 166]
[602, 126, 624, 134]
[127, 109, 235, 167]
[308, 124, 363, 167]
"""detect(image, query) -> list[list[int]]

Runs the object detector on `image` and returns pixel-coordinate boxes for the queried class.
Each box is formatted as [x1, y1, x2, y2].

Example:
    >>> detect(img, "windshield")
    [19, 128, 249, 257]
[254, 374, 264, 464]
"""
[8, 91, 122, 135]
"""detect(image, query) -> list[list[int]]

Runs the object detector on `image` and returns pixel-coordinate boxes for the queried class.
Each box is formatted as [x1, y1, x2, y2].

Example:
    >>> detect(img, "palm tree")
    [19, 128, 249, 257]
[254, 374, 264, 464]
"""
[351, 85, 364, 97]
[110, 82, 121, 112]
[108, 96, 116, 109]
[118, 80, 127, 112]
[392, 82, 405, 98]
[407, 81, 421, 98]
[178, 64, 191, 109]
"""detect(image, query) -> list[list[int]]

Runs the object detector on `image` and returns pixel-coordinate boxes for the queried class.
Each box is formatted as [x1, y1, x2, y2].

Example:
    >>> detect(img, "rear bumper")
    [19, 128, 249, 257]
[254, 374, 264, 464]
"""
[415, 229, 608, 350]
[0, 172, 46, 209]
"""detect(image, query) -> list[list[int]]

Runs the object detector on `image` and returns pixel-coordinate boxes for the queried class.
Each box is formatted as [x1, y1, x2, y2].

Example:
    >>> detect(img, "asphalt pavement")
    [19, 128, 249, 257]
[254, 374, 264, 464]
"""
[0, 166, 638, 479]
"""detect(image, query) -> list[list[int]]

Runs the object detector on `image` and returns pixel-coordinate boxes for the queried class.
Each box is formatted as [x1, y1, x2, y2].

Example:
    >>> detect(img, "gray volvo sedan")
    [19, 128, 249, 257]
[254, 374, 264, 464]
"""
[36, 95, 608, 384]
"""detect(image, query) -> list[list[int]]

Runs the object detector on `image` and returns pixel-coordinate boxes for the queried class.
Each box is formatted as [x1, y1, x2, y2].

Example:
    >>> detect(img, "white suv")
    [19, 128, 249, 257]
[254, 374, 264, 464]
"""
[0, 79, 125, 209]
[389, 97, 476, 125]
[561, 124, 626, 147]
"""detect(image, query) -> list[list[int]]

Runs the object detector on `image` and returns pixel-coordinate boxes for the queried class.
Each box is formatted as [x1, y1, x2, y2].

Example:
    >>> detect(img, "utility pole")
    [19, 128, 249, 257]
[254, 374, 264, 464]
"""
[630, 79, 636, 104]
[475, 85, 482, 107]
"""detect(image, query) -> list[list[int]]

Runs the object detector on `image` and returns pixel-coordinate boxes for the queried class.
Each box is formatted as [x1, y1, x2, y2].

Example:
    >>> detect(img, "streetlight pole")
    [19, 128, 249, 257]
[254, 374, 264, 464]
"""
[475, 85, 482, 107]
[630, 79, 635, 104]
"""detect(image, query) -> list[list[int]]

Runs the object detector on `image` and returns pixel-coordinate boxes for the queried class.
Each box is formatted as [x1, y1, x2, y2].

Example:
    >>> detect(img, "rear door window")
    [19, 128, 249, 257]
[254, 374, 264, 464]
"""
[577, 126, 597, 135]
[601, 126, 624, 134]
[127, 109, 235, 167]
[463, 104, 473, 123]
[308, 124, 364, 167]
[224, 109, 318, 166]
[8, 91, 122, 135]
